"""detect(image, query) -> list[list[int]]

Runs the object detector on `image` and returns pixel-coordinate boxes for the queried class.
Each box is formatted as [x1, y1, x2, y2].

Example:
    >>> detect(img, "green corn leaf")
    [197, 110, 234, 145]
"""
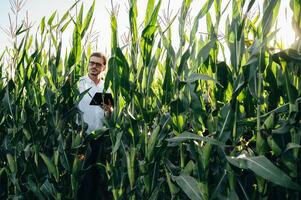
[110, 12, 118, 53]
[171, 113, 185, 133]
[40, 179, 56, 199]
[196, 38, 216, 66]
[40, 17, 45, 34]
[184, 73, 222, 87]
[165, 167, 179, 196]
[261, 0, 280, 36]
[81, 0, 95, 38]
[141, 25, 157, 67]
[283, 143, 301, 153]
[125, 146, 136, 189]
[181, 160, 195, 176]
[179, 0, 193, 46]
[0, 167, 5, 177]
[55, 41, 62, 71]
[190, 0, 214, 45]
[267, 136, 282, 156]
[129, 0, 138, 72]
[6, 153, 17, 174]
[16, 24, 30, 35]
[27, 176, 45, 200]
[177, 48, 190, 77]
[47, 11, 57, 26]
[149, 183, 161, 200]
[210, 170, 227, 200]
[262, 112, 275, 130]
[59, 0, 79, 25]
[40, 153, 56, 178]
[144, 0, 155, 26]
[112, 131, 123, 154]
[72, 156, 81, 175]
[60, 19, 72, 32]
[172, 175, 205, 200]
[77, 4, 84, 29]
[59, 150, 70, 172]
[227, 155, 301, 191]
[147, 40, 162, 93]
[147, 0, 161, 26]
[166, 131, 224, 146]
[147, 125, 160, 161]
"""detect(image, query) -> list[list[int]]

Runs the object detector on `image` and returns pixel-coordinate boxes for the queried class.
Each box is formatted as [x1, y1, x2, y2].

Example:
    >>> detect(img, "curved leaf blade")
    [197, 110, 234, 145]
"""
[166, 131, 225, 146]
[173, 175, 204, 200]
[227, 156, 301, 191]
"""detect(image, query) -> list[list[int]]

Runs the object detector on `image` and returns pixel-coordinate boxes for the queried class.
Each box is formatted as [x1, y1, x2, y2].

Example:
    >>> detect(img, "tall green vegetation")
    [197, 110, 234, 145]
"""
[0, 1, 95, 199]
[1, 0, 301, 199]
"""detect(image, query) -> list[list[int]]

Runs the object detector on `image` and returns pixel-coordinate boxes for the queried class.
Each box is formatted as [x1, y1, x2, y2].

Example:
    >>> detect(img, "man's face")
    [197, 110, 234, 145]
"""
[88, 56, 106, 77]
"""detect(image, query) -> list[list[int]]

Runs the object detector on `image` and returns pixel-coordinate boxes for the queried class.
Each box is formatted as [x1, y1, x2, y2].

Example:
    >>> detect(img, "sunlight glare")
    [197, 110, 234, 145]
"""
[275, 4, 295, 49]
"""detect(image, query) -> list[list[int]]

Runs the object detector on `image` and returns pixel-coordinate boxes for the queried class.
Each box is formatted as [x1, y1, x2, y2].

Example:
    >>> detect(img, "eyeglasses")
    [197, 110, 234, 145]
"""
[89, 61, 104, 68]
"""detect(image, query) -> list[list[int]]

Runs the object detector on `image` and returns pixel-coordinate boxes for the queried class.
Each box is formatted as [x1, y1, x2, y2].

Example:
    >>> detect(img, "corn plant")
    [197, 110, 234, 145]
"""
[0, 1, 97, 199]
[104, 0, 301, 199]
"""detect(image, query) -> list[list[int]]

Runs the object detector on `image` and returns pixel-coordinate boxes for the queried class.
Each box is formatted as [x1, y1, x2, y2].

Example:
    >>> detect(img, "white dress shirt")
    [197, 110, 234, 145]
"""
[78, 75, 107, 133]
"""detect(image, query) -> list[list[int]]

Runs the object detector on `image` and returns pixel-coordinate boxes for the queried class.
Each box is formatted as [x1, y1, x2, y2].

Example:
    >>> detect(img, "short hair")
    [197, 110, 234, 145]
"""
[89, 52, 107, 65]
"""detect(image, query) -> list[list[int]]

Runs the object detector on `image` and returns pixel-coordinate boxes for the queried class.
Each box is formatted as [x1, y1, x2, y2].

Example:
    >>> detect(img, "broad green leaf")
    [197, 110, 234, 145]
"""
[40, 17, 45, 34]
[47, 11, 57, 26]
[40, 153, 56, 178]
[177, 48, 190, 77]
[147, 125, 160, 161]
[171, 114, 185, 133]
[196, 38, 216, 67]
[59, 0, 79, 25]
[173, 175, 205, 200]
[27, 176, 45, 200]
[147, 40, 162, 93]
[59, 150, 70, 172]
[179, 0, 193, 46]
[149, 184, 161, 200]
[147, 0, 161, 26]
[110, 13, 118, 53]
[81, 0, 95, 38]
[283, 143, 301, 153]
[190, 0, 214, 45]
[184, 73, 222, 87]
[144, 0, 155, 26]
[261, 0, 280, 36]
[40, 179, 56, 199]
[166, 131, 224, 146]
[181, 160, 195, 176]
[6, 153, 17, 174]
[227, 155, 301, 191]
[210, 170, 227, 200]
[165, 167, 179, 195]
[77, 4, 84, 29]
[129, 0, 138, 72]
[112, 131, 123, 154]
[60, 19, 72, 32]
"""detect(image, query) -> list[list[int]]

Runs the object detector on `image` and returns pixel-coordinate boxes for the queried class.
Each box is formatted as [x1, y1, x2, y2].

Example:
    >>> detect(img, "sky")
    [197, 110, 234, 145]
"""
[0, 0, 296, 58]
[0, 0, 185, 54]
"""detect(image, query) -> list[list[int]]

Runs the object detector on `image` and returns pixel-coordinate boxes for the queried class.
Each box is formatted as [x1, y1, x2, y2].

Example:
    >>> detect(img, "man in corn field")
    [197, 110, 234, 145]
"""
[78, 52, 113, 133]
[77, 52, 112, 199]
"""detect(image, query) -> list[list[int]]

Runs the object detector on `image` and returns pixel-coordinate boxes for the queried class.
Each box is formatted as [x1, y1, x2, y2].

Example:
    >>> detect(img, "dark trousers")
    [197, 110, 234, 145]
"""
[77, 134, 112, 200]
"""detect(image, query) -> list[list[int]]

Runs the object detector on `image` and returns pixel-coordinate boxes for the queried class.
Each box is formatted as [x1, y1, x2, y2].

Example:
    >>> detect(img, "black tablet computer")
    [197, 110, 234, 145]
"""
[89, 93, 114, 106]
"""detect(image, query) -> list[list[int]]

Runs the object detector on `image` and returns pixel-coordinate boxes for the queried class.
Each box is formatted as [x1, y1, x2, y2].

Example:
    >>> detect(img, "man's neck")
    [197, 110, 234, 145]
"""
[88, 74, 101, 85]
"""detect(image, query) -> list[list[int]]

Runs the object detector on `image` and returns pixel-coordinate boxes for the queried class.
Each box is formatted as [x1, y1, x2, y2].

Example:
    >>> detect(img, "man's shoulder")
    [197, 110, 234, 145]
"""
[79, 75, 89, 82]
[78, 76, 90, 92]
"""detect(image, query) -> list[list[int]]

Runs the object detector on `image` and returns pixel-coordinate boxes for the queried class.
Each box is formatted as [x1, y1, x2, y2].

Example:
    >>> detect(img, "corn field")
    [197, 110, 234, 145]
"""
[1, 0, 301, 199]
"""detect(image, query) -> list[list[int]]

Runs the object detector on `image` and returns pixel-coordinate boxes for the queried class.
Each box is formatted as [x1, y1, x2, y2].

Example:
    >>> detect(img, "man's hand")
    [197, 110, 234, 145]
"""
[101, 99, 113, 116]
